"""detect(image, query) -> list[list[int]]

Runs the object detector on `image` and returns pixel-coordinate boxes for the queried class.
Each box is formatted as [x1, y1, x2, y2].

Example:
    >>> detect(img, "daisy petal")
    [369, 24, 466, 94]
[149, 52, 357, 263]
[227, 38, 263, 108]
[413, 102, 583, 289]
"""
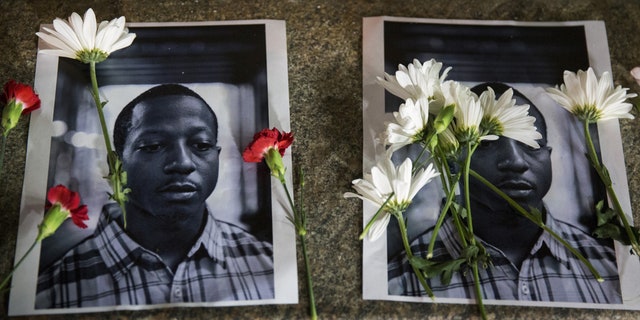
[36, 9, 136, 63]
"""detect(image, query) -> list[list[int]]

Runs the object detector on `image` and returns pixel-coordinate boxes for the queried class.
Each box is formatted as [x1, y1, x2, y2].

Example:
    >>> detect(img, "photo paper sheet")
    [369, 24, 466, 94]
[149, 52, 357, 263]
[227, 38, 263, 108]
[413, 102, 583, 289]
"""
[10, 20, 297, 315]
[362, 16, 640, 309]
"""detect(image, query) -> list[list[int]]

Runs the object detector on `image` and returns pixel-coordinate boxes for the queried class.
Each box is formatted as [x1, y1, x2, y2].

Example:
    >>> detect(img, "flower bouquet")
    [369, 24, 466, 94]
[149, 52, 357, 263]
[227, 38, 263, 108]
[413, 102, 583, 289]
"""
[347, 58, 637, 319]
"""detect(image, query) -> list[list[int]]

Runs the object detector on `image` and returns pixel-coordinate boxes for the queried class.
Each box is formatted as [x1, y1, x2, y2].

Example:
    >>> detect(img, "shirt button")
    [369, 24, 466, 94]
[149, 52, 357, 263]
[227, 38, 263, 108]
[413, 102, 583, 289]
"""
[174, 288, 182, 299]
[521, 284, 529, 295]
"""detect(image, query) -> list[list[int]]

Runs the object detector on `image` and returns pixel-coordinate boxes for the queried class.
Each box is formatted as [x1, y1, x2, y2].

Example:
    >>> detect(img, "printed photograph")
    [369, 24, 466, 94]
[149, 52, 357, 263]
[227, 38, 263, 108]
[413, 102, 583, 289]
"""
[10, 20, 297, 315]
[361, 16, 640, 309]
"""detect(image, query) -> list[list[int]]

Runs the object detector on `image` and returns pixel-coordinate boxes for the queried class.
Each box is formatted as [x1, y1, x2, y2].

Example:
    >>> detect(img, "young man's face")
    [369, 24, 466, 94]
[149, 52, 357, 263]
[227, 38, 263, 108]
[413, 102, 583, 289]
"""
[470, 136, 552, 210]
[469, 103, 551, 212]
[121, 95, 220, 221]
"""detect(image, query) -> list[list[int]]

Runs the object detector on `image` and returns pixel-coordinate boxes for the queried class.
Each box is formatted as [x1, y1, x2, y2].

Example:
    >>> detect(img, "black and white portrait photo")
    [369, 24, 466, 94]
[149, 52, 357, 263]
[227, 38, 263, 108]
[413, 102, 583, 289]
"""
[9, 21, 297, 316]
[362, 16, 640, 310]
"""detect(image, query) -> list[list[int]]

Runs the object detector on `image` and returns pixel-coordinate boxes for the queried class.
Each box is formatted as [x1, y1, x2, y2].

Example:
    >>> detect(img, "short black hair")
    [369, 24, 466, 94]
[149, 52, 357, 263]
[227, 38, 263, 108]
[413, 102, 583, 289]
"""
[113, 84, 218, 156]
[471, 82, 547, 141]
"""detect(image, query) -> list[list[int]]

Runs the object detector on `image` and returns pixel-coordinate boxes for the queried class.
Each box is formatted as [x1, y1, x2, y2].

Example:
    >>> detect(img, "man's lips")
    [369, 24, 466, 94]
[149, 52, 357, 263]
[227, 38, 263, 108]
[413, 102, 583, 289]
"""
[493, 179, 536, 200]
[496, 179, 534, 190]
[158, 182, 198, 200]
[159, 182, 197, 192]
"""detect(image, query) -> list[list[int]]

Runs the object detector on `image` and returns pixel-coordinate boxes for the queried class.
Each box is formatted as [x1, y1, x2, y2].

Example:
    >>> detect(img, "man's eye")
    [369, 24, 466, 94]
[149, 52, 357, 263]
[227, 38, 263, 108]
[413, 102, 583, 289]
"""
[478, 140, 497, 149]
[193, 142, 214, 151]
[521, 141, 545, 152]
[139, 144, 162, 153]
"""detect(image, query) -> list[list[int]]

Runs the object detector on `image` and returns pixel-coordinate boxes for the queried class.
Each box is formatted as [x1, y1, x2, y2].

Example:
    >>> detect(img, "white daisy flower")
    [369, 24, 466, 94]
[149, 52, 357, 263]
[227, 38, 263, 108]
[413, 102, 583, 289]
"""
[546, 68, 636, 122]
[36, 8, 136, 63]
[376, 59, 450, 110]
[479, 87, 542, 149]
[344, 156, 439, 241]
[382, 98, 431, 151]
[442, 81, 497, 145]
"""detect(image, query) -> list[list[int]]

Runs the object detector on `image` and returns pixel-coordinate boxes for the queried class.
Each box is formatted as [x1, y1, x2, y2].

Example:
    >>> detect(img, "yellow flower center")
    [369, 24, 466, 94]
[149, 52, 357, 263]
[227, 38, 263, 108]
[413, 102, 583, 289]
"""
[412, 126, 430, 144]
[480, 117, 503, 136]
[455, 126, 480, 145]
[572, 104, 602, 123]
[384, 198, 410, 214]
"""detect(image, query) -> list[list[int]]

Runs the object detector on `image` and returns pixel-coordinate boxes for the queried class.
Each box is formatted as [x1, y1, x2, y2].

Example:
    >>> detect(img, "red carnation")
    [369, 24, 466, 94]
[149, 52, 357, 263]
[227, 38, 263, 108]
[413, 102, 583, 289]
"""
[0, 185, 89, 291]
[3, 80, 41, 114]
[38, 185, 89, 241]
[1, 80, 41, 135]
[47, 185, 89, 228]
[243, 127, 294, 182]
[243, 127, 294, 162]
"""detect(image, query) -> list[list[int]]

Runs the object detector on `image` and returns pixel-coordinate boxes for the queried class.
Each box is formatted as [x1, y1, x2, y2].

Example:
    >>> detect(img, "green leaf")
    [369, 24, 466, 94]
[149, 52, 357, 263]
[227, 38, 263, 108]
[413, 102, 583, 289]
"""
[595, 200, 617, 227]
[452, 202, 467, 219]
[592, 199, 640, 253]
[409, 256, 466, 285]
[462, 244, 479, 260]
[440, 259, 466, 285]
[593, 221, 640, 247]
[593, 223, 629, 245]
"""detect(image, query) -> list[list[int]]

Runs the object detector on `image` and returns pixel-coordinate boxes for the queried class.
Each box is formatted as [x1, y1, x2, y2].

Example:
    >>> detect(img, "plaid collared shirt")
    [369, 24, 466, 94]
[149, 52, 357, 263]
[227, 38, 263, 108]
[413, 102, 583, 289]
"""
[36, 204, 274, 308]
[388, 213, 621, 303]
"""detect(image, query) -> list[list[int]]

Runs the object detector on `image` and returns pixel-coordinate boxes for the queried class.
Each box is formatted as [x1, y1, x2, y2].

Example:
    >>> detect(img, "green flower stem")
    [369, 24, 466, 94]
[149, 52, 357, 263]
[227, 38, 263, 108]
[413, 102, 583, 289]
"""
[297, 170, 307, 234]
[281, 176, 303, 235]
[428, 166, 464, 258]
[427, 189, 455, 258]
[469, 169, 604, 281]
[427, 149, 469, 258]
[0, 133, 6, 179]
[471, 262, 487, 320]
[461, 143, 487, 320]
[427, 152, 468, 250]
[409, 143, 458, 258]
[280, 174, 317, 319]
[297, 171, 317, 320]
[0, 237, 38, 293]
[359, 194, 393, 240]
[412, 142, 430, 170]
[394, 210, 435, 299]
[89, 61, 113, 155]
[583, 120, 640, 256]
[89, 61, 128, 227]
[300, 233, 317, 320]
[462, 143, 478, 247]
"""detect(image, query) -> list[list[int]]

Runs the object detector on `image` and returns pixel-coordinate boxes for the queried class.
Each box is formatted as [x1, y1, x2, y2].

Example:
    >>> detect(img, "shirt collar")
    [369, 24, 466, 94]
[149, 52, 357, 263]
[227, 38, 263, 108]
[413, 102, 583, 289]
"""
[438, 210, 572, 269]
[533, 213, 572, 269]
[186, 209, 226, 266]
[95, 204, 224, 281]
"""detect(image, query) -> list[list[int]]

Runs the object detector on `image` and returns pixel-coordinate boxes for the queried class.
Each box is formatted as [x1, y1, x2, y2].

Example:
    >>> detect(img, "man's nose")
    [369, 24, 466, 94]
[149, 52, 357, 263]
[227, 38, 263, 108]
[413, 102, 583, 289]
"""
[164, 143, 196, 174]
[496, 139, 529, 172]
